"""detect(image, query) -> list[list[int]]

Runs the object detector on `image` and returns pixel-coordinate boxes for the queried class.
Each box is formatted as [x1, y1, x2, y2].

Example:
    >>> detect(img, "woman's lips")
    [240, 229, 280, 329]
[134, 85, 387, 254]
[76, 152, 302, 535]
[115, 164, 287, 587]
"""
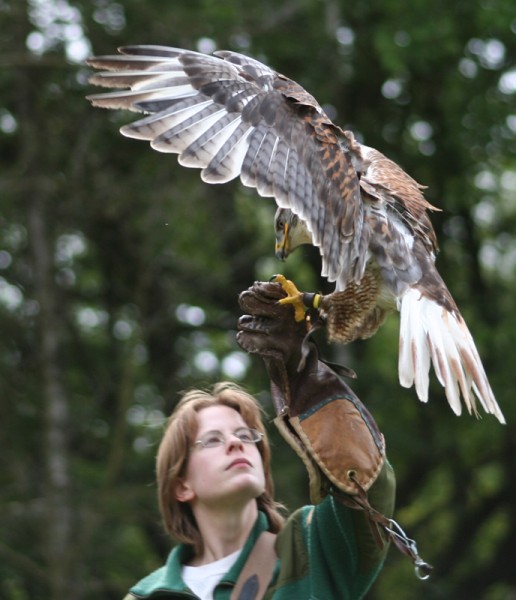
[227, 458, 252, 469]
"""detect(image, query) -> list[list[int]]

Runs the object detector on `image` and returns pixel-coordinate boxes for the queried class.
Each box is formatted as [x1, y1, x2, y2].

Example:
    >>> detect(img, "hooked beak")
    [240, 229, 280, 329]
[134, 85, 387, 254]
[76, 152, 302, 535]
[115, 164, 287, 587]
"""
[275, 223, 289, 261]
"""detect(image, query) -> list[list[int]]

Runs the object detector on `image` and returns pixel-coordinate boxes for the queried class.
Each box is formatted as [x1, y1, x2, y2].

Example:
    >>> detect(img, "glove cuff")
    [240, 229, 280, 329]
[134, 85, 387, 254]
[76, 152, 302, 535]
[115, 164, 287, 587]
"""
[274, 393, 385, 503]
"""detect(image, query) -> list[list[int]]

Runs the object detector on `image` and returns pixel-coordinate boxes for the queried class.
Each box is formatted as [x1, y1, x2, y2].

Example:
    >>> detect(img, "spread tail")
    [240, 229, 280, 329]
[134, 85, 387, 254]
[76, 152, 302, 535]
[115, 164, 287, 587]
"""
[398, 288, 505, 423]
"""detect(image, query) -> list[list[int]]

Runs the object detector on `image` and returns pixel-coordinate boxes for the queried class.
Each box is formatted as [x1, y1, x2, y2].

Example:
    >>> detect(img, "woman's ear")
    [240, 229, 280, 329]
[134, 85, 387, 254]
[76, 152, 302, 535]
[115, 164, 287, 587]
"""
[175, 479, 195, 503]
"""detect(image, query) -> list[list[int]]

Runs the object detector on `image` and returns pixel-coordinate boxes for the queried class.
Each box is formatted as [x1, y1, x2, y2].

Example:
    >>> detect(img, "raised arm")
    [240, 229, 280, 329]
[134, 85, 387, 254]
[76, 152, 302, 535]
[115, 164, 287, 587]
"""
[236, 281, 396, 593]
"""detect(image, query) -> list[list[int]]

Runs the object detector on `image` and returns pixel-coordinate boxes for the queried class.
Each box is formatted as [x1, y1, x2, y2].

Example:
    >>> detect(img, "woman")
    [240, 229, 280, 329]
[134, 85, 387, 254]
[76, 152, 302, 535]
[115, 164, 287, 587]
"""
[122, 381, 395, 600]
[121, 281, 398, 599]
[155, 383, 283, 599]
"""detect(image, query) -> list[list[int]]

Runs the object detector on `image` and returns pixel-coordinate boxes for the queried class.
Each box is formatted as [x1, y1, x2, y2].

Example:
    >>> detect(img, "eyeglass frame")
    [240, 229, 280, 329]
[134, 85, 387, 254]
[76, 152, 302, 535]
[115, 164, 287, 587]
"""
[193, 427, 264, 449]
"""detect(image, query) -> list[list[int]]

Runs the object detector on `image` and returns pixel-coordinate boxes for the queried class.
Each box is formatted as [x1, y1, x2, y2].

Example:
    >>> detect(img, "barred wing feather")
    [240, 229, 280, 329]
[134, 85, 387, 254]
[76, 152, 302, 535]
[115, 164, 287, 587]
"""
[87, 45, 363, 286]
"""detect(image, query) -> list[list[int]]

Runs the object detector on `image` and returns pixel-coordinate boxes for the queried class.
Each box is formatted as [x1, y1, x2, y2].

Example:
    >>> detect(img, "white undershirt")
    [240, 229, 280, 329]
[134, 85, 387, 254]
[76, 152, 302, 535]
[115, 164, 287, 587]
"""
[182, 549, 242, 600]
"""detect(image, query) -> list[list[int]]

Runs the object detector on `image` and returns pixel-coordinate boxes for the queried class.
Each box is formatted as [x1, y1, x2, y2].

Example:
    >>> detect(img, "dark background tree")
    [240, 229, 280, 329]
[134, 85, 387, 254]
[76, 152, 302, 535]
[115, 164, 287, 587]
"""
[1, 1, 515, 598]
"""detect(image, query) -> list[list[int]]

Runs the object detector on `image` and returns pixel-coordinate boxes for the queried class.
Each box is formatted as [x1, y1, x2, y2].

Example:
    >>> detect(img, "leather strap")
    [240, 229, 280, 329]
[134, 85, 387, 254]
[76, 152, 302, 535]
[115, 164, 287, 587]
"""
[331, 475, 433, 580]
[230, 531, 277, 600]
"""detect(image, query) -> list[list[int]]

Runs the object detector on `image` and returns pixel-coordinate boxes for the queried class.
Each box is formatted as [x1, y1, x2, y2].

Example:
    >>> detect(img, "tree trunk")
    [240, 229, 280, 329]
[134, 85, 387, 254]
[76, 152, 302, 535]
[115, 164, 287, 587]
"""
[27, 193, 74, 600]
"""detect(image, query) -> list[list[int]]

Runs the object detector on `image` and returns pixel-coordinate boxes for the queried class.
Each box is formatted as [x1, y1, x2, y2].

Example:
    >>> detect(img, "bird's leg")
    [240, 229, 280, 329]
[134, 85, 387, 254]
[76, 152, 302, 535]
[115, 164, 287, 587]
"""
[271, 274, 322, 322]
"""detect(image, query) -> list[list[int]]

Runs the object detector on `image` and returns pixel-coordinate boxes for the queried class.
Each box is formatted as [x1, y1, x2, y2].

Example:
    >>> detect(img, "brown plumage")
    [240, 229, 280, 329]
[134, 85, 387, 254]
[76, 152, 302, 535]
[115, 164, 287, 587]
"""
[86, 45, 504, 423]
[321, 270, 388, 344]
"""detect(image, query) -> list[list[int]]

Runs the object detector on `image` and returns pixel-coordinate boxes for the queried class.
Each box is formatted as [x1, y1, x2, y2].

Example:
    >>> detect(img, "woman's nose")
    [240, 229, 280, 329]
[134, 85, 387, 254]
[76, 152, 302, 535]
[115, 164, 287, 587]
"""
[226, 433, 244, 451]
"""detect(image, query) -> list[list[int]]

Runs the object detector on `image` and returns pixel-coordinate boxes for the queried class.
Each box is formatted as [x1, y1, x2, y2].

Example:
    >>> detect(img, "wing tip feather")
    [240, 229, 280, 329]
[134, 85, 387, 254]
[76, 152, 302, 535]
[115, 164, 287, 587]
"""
[399, 290, 505, 423]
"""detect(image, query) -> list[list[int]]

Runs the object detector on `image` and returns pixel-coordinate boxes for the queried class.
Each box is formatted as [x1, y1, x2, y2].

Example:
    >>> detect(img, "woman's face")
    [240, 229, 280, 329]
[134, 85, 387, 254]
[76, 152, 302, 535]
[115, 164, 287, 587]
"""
[176, 404, 266, 508]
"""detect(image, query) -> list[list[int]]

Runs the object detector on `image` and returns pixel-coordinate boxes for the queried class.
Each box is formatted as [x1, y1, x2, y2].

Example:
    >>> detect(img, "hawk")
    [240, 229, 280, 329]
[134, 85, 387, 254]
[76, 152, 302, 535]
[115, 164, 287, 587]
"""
[86, 45, 504, 423]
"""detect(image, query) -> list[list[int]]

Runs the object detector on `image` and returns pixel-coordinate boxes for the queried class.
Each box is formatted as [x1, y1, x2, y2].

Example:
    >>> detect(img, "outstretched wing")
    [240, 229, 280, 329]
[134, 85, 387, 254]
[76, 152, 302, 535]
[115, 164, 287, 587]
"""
[87, 45, 365, 285]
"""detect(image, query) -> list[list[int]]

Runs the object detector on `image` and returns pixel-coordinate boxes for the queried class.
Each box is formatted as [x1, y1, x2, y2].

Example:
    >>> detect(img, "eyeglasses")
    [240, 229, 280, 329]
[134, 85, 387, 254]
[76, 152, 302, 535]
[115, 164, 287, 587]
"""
[194, 427, 264, 449]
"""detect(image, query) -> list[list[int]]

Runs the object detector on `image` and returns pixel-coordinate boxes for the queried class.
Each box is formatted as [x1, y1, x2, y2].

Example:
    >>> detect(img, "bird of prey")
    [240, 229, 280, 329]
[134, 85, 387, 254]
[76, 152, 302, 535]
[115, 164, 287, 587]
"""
[86, 45, 504, 423]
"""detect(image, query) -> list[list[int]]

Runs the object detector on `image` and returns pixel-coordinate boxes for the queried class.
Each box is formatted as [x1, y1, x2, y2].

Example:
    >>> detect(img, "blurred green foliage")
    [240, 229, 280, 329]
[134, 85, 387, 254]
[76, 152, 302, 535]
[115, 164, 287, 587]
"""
[1, 0, 515, 598]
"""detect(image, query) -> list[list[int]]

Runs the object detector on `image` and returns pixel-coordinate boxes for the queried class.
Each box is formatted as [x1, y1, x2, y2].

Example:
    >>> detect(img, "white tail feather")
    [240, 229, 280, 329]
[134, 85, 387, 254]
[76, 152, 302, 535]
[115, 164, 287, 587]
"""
[398, 289, 505, 423]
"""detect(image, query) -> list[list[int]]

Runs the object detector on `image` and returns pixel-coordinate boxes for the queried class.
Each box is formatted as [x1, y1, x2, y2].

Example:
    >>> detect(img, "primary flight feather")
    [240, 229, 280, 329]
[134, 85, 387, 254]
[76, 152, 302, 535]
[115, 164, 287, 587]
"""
[86, 45, 504, 423]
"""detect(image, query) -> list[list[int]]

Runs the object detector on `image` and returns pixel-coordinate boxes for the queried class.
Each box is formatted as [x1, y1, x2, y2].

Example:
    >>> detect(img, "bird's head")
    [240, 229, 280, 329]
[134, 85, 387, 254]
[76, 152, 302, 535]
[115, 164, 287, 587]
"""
[274, 208, 313, 261]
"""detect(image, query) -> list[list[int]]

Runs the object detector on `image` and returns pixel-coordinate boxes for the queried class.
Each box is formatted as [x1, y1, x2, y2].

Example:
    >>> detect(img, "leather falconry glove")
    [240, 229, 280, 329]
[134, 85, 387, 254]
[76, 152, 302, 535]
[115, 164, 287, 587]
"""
[236, 280, 385, 503]
[236, 281, 433, 579]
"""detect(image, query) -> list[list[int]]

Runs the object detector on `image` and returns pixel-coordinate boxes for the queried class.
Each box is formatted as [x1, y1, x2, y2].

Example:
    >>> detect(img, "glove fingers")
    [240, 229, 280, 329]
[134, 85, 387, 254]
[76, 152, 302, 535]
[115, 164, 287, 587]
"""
[237, 281, 306, 359]
[238, 282, 287, 317]
[235, 329, 285, 360]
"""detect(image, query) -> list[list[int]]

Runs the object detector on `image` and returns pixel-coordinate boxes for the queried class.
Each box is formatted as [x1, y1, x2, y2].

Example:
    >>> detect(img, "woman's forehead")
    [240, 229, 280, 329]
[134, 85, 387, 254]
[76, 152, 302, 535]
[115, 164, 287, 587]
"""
[195, 404, 247, 432]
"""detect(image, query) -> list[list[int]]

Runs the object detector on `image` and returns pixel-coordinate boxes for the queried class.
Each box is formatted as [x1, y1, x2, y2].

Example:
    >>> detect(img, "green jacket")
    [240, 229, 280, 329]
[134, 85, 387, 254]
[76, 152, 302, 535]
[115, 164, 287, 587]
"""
[123, 461, 395, 600]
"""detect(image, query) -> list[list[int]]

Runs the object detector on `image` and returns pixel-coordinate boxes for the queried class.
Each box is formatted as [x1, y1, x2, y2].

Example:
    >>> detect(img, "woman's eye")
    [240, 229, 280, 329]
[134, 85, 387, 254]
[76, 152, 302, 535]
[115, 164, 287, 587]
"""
[236, 429, 253, 442]
[203, 433, 223, 446]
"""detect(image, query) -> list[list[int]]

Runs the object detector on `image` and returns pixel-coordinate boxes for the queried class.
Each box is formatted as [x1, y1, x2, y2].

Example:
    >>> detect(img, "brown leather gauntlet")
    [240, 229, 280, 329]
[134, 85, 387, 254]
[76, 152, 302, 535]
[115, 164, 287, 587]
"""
[237, 281, 433, 578]
[236, 281, 385, 503]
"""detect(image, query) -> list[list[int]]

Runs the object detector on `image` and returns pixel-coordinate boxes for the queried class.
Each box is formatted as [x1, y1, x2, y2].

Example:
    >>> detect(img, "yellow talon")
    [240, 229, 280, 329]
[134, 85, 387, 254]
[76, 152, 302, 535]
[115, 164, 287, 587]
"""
[272, 274, 307, 322]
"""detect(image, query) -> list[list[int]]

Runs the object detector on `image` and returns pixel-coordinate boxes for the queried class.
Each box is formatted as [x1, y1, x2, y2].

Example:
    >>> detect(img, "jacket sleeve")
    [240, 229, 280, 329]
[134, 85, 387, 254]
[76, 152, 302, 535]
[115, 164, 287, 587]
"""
[272, 380, 396, 599]
[309, 460, 395, 597]
[273, 460, 395, 600]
